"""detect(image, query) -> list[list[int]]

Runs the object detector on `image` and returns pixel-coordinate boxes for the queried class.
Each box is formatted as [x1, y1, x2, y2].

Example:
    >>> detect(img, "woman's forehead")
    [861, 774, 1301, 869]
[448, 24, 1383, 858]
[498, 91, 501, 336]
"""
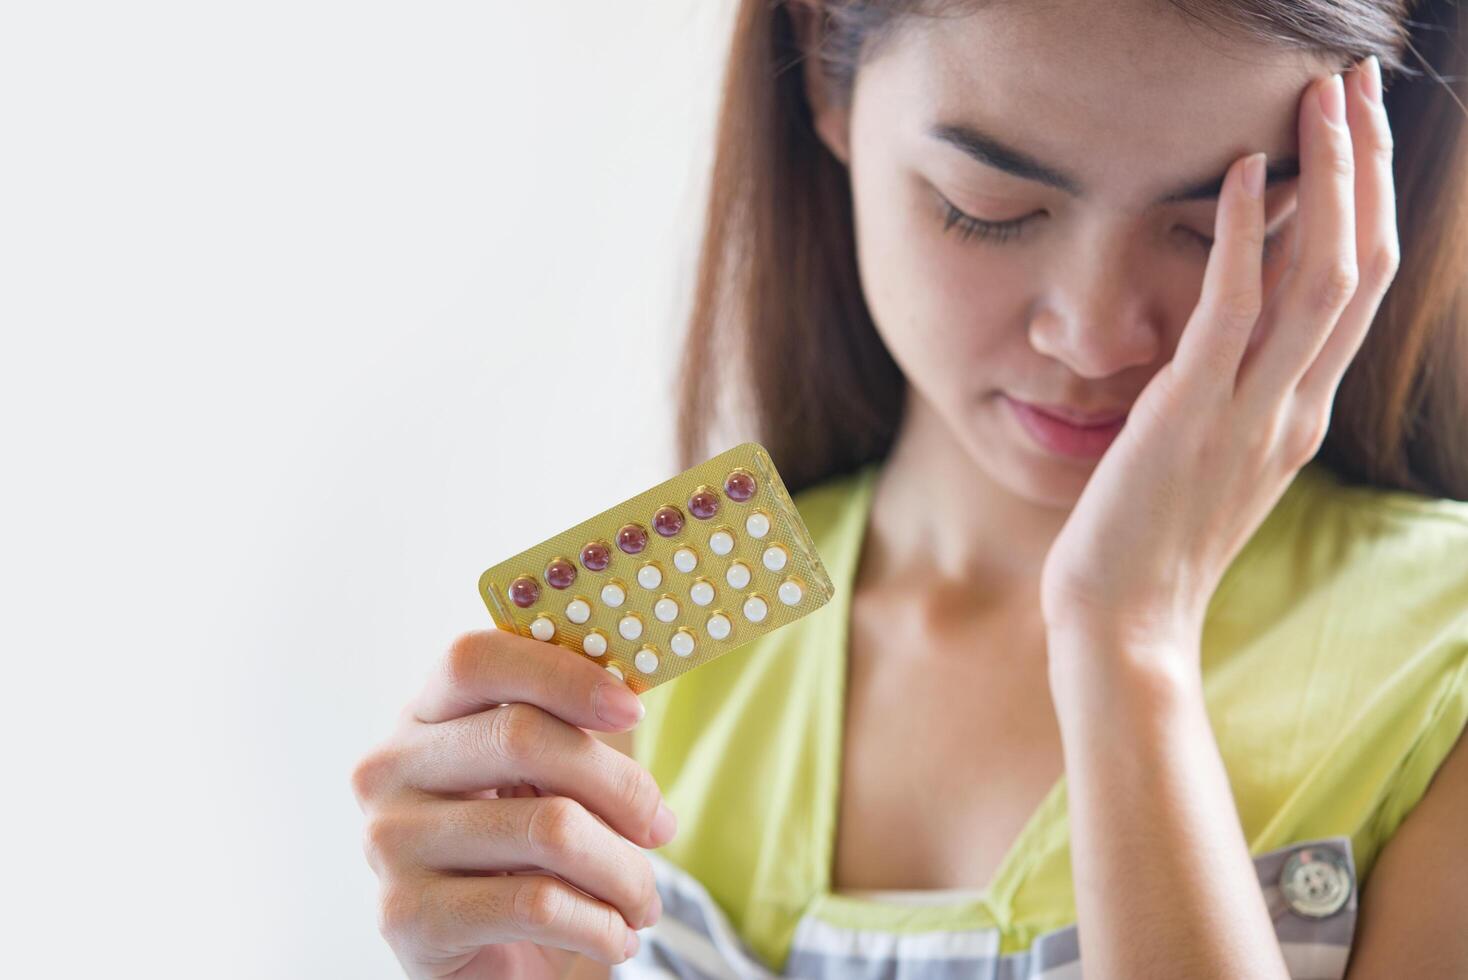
[861, 3, 1328, 205]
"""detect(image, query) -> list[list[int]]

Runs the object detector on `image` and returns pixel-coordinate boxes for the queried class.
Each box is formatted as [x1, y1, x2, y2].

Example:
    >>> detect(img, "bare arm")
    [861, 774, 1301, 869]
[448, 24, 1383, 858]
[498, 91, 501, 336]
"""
[1342, 722, 1468, 978]
[1047, 626, 1292, 980]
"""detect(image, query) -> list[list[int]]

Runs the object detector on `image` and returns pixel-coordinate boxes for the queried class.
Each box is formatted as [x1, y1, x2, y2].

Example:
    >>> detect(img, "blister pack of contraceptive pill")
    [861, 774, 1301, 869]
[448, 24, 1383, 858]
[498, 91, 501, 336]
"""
[479, 441, 835, 694]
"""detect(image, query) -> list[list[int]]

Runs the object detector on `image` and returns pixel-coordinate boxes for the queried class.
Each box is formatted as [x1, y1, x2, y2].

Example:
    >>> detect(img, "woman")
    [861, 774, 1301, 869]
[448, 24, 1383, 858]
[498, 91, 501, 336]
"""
[351, 0, 1468, 976]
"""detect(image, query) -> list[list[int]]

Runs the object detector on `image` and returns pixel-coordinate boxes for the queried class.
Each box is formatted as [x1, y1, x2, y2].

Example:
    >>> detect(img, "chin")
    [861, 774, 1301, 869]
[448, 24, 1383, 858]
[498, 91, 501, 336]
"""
[973, 393, 1094, 509]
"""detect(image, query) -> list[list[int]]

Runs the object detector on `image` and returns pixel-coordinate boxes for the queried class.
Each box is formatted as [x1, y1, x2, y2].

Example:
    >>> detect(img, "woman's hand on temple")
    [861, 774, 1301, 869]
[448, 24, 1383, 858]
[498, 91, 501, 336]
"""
[1040, 56, 1399, 663]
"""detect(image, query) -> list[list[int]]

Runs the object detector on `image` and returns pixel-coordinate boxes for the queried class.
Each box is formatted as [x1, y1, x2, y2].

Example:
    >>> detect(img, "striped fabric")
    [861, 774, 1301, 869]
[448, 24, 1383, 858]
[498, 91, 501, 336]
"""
[615, 836, 1358, 980]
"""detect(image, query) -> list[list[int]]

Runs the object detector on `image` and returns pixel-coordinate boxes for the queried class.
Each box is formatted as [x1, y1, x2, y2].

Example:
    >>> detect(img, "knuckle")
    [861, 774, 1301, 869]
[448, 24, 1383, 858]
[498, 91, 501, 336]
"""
[1369, 124, 1394, 159]
[444, 631, 491, 693]
[613, 763, 662, 830]
[1368, 241, 1401, 286]
[1254, 404, 1291, 455]
[527, 796, 586, 860]
[363, 810, 414, 871]
[598, 905, 631, 962]
[634, 854, 661, 925]
[377, 881, 424, 944]
[1326, 148, 1355, 182]
[1290, 409, 1331, 462]
[351, 746, 400, 804]
[512, 875, 571, 935]
[1217, 286, 1262, 324]
[482, 701, 547, 766]
[1312, 260, 1359, 313]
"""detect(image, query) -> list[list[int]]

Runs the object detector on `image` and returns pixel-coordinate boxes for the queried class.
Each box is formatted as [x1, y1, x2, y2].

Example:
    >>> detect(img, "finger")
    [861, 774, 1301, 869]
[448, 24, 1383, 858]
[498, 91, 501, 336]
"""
[387, 874, 639, 966]
[1237, 70, 1359, 407]
[414, 629, 644, 731]
[395, 796, 662, 930]
[1296, 55, 1400, 406]
[400, 702, 677, 850]
[1171, 149, 1267, 396]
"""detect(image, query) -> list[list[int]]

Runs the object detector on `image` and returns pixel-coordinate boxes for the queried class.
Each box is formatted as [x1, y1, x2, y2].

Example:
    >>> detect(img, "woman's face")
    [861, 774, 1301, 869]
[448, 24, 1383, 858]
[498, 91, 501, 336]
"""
[809, 1, 1336, 508]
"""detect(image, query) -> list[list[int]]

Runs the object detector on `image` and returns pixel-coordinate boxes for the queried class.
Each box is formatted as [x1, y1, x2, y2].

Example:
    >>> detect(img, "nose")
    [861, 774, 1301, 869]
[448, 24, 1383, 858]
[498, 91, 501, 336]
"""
[1026, 240, 1165, 379]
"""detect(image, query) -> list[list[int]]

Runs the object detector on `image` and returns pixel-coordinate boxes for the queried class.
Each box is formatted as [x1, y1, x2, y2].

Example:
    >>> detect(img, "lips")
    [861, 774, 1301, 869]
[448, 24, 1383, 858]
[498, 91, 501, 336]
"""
[1018, 401, 1129, 427]
[1002, 394, 1128, 460]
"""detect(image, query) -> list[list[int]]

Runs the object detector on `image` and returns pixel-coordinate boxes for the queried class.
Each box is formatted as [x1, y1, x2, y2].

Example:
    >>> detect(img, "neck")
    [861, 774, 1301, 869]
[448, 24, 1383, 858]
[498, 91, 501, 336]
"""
[863, 386, 1076, 614]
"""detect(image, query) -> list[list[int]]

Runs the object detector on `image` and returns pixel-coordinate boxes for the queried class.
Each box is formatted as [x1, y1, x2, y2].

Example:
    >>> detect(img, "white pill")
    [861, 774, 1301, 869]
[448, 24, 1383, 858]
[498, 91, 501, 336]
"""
[707, 613, 731, 640]
[601, 582, 626, 608]
[653, 596, 680, 623]
[745, 511, 771, 539]
[634, 647, 660, 674]
[743, 596, 768, 622]
[582, 631, 608, 657]
[778, 579, 804, 605]
[709, 530, 734, 556]
[762, 545, 788, 571]
[637, 564, 662, 590]
[565, 598, 591, 624]
[670, 630, 695, 657]
[530, 616, 555, 641]
[618, 615, 643, 641]
[690, 579, 715, 606]
[725, 562, 751, 589]
[672, 547, 698, 573]
[605, 664, 624, 680]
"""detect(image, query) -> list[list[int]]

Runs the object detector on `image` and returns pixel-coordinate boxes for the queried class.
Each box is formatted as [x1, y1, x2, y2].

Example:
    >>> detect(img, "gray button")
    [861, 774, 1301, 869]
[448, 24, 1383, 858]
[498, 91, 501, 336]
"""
[1279, 846, 1353, 918]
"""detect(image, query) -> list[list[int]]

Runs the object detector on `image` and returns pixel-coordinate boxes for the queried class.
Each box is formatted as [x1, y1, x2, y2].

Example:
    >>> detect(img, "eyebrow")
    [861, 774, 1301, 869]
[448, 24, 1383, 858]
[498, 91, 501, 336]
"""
[929, 121, 1299, 204]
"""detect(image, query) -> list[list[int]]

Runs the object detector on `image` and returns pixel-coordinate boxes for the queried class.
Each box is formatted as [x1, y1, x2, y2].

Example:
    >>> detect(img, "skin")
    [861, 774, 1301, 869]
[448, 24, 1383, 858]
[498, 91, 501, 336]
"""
[354, 0, 1467, 977]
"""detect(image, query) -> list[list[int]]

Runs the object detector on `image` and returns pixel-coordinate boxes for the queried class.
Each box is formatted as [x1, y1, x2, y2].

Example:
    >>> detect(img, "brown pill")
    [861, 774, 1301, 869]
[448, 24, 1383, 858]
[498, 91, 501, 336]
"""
[509, 575, 540, 608]
[688, 488, 719, 520]
[581, 541, 611, 572]
[725, 470, 757, 502]
[618, 523, 649, 554]
[545, 557, 576, 589]
[653, 506, 685, 538]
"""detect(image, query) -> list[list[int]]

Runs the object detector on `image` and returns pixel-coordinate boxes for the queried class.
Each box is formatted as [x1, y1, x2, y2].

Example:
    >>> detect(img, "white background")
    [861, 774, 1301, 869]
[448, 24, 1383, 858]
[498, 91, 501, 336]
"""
[1, 3, 737, 976]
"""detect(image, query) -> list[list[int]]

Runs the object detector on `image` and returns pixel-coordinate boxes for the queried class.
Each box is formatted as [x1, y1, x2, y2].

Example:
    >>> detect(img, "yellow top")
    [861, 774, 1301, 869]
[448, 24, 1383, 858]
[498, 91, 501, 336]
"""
[632, 457, 1468, 972]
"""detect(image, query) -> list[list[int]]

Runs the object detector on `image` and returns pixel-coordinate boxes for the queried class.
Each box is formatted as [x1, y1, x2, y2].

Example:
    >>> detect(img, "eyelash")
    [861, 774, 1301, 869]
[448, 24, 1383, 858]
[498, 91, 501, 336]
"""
[938, 198, 1285, 262]
[939, 199, 1033, 244]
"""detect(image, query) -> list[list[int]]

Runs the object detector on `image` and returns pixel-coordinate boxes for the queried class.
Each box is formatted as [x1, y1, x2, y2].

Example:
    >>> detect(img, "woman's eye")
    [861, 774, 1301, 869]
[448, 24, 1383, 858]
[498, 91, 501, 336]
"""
[937, 195, 1036, 245]
[934, 191, 1285, 263]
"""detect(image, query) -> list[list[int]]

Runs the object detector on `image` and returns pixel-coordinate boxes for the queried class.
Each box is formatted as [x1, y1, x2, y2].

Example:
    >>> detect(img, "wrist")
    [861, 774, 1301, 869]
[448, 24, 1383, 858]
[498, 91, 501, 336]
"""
[1046, 617, 1204, 717]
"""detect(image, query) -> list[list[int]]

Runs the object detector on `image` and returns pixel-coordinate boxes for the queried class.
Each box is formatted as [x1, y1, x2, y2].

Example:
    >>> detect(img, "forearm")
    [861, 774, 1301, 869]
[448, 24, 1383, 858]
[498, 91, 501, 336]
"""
[1047, 623, 1290, 980]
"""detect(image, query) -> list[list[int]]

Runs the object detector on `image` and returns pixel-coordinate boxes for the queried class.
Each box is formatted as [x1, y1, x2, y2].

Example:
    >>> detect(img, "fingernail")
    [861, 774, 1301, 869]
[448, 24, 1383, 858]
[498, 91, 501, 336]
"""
[1319, 72, 1345, 126]
[1364, 54, 1382, 104]
[594, 681, 645, 727]
[643, 892, 663, 929]
[1243, 152, 1265, 199]
[623, 927, 641, 960]
[649, 801, 678, 846]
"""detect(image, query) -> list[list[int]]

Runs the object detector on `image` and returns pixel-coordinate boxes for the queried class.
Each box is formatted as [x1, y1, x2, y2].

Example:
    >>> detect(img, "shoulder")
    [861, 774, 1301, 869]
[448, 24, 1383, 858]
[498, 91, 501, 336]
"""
[1224, 460, 1468, 598]
[1209, 460, 1468, 647]
[1203, 461, 1468, 880]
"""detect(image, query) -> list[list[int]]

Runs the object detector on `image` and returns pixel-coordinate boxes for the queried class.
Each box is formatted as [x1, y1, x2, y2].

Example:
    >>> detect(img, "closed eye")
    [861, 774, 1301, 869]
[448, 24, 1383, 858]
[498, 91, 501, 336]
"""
[938, 191, 1287, 263]
[937, 197, 1037, 244]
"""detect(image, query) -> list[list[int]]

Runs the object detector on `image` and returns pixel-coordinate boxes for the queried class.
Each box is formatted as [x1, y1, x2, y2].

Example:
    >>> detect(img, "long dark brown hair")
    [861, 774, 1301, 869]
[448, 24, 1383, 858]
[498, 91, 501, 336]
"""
[673, 0, 1468, 500]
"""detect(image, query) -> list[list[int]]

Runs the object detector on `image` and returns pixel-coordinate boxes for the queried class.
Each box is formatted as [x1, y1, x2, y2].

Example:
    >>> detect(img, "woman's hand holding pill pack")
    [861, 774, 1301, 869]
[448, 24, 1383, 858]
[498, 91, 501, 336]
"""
[350, 441, 833, 974]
